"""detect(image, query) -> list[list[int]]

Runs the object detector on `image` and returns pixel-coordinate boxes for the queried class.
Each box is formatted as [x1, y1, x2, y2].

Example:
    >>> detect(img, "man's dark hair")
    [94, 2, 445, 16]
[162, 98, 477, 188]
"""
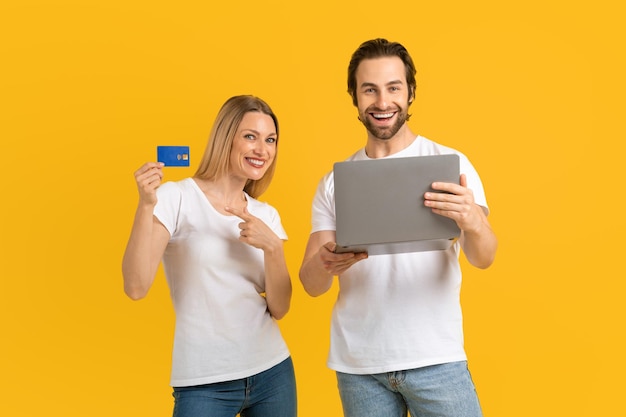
[347, 38, 417, 107]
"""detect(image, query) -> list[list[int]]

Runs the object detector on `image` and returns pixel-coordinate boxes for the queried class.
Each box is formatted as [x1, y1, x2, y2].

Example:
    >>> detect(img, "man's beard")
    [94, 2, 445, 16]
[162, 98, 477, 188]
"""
[360, 108, 409, 140]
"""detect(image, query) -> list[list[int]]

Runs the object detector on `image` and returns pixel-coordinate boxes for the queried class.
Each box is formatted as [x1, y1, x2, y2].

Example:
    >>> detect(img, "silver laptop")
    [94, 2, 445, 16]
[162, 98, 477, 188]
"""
[334, 154, 461, 255]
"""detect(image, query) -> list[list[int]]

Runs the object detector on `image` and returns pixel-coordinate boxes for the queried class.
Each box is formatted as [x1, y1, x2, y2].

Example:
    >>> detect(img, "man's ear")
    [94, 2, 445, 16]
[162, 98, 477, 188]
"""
[409, 87, 416, 103]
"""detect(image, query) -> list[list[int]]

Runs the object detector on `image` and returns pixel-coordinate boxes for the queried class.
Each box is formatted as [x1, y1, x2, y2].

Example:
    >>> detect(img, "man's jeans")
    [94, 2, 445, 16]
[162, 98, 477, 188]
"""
[337, 361, 482, 417]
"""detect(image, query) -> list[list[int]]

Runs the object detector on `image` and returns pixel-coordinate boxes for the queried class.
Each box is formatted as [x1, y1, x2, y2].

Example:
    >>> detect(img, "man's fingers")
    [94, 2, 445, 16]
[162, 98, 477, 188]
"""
[323, 242, 338, 253]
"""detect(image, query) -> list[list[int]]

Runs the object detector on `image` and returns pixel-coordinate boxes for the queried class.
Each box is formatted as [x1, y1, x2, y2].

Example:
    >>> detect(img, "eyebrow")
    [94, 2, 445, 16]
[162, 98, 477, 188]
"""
[359, 79, 404, 89]
[241, 128, 277, 137]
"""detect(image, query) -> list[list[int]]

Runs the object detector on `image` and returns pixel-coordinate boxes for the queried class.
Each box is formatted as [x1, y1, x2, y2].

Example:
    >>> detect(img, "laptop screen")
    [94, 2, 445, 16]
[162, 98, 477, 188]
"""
[333, 154, 461, 255]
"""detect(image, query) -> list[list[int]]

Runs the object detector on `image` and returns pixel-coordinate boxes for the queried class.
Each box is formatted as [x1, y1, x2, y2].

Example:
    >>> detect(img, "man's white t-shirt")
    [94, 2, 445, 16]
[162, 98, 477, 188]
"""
[154, 178, 290, 387]
[311, 136, 488, 374]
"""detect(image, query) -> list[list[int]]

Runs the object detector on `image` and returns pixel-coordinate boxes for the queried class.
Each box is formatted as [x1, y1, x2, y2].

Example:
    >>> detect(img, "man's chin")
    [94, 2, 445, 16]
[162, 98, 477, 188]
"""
[362, 115, 406, 140]
[365, 125, 397, 140]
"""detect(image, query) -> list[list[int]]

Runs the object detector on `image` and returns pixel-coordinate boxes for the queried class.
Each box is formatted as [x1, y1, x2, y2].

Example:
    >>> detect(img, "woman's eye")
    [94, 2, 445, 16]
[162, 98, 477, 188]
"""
[266, 137, 277, 144]
[244, 134, 255, 140]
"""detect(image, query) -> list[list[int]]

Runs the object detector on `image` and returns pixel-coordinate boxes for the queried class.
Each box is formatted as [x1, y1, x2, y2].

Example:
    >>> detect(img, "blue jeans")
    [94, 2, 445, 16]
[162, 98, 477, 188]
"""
[336, 361, 482, 417]
[172, 357, 296, 417]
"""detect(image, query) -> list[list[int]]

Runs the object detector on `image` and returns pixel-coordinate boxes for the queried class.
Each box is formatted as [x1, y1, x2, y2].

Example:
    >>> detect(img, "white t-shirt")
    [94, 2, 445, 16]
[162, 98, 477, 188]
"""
[311, 136, 488, 374]
[154, 178, 290, 387]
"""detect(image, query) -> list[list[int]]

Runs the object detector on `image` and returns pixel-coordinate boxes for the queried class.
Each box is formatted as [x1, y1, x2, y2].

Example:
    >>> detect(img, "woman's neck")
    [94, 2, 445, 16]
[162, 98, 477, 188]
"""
[193, 177, 248, 214]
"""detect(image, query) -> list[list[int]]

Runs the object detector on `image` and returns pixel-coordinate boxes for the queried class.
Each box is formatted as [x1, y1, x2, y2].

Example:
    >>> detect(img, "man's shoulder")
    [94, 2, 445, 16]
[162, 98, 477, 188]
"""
[409, 135, 471, 160]
[345, 147, 367, 161]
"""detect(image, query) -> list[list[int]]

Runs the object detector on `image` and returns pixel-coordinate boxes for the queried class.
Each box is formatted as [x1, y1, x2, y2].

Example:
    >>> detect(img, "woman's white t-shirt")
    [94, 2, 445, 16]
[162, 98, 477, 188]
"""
[154, 178, 290, 387]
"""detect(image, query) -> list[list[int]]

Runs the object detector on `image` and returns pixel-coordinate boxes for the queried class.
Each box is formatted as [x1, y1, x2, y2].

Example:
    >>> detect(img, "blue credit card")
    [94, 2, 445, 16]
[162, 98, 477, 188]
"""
[157, 146, 190, 167]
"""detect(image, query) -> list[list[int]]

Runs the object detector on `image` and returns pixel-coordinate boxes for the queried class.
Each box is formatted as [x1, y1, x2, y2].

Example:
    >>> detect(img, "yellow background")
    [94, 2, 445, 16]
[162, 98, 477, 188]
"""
[1, 1, 624, 416]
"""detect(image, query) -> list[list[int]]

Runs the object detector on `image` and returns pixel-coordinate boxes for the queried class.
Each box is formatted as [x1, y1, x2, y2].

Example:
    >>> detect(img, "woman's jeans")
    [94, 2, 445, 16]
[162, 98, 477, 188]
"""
[336, 361, 482, 417]
[172, 357, 296, 417]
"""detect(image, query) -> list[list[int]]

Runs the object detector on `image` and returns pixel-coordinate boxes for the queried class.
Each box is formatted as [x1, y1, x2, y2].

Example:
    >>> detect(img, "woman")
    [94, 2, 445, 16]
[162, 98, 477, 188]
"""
[122, 95, 296, 417]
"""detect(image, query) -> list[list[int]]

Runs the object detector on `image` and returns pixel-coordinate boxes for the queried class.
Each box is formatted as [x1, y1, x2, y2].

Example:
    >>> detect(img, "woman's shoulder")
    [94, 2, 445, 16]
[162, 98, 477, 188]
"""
[161, 177, 195, 190]
[246, 194, 281, 218]
[157, 178, 196, 200]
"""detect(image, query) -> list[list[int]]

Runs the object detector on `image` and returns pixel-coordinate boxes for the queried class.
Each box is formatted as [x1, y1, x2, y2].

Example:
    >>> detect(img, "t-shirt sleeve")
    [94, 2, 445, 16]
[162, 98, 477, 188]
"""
[153, 182, 182, 236]
[250, 198, 288, 241]
[311, 172, 336, 233]
[267, 204, 288, 241]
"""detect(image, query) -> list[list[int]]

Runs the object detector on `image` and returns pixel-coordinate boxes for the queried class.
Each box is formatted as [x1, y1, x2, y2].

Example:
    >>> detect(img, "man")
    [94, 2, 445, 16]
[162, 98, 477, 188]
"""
[299, 38, 498, 417]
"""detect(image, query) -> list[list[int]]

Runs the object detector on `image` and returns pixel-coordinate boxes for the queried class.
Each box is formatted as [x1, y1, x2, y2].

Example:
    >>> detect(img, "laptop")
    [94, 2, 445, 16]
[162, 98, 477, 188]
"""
[333, 154, 461, 255]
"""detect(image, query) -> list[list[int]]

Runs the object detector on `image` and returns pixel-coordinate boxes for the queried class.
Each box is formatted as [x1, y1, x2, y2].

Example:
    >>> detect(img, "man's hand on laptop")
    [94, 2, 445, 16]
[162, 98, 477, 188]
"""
[425, 174, 485, 234]
[320, 242, 368, 276]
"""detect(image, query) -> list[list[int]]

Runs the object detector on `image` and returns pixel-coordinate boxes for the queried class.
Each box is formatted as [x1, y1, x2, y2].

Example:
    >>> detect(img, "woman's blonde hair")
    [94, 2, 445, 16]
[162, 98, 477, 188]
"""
[194, 95, 279, 198]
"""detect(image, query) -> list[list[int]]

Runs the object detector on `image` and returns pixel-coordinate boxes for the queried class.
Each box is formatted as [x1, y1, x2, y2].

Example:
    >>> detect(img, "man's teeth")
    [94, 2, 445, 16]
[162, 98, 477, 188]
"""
[372, 113, 394, 119]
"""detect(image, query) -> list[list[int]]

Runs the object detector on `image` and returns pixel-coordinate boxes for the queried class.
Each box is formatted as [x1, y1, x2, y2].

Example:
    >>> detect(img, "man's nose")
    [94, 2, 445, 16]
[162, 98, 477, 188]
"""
[375, 92, 389, 108]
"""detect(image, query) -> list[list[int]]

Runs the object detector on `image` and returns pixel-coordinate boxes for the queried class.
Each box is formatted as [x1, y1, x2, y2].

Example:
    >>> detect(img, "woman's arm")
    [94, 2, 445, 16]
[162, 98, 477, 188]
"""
[261, 239, 292, 320]
[121, 163, 170, 300]
[225, 206, 292, 319]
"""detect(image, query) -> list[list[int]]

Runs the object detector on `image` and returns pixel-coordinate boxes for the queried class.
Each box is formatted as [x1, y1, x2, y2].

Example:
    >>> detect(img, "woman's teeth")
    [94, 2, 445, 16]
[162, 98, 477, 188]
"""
[247, 158, 264, 167]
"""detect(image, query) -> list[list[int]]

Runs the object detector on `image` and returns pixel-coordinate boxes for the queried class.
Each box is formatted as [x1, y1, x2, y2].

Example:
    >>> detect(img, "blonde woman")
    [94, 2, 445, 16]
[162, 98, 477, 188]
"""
[123, 95, 296, 417]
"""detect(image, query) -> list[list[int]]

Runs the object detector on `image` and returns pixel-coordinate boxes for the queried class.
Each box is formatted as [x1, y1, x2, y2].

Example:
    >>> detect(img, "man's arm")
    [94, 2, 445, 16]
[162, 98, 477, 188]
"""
[426, 174, 497, 269]
[299, 230, 368, 297]
[458, 205, 497, 269]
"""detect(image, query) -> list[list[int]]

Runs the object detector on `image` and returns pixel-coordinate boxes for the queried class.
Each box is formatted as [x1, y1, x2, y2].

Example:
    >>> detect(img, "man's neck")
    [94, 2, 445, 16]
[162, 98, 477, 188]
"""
[364, 125, 417, 159]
